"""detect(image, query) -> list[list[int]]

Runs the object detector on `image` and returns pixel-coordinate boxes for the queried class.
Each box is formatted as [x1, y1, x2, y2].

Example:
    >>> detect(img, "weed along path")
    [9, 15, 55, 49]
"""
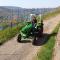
[0, 14, 60, 60]
[53, 28, 60, 60]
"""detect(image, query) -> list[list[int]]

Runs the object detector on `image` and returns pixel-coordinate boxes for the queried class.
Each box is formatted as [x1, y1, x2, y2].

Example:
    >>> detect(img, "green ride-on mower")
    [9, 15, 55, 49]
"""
[17, 16, 43, 45]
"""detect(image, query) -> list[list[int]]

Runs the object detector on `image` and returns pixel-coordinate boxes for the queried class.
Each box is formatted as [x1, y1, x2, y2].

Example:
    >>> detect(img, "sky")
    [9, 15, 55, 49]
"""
[0, 0, 60, 8]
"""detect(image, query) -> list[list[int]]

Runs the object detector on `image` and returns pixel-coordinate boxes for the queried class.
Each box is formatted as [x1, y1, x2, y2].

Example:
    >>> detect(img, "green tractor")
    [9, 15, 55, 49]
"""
[17, 15, 43, 44]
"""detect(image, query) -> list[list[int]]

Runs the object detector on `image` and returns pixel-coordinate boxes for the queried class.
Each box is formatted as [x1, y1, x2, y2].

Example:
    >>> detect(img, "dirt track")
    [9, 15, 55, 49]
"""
[53, 28, 60, 60]
[0, 14, 60, 60]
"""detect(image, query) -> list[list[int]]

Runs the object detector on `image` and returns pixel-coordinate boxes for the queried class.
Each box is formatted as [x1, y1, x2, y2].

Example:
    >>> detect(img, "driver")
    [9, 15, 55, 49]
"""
[31, 16, 37, 24]
[31, 16, 37, 33]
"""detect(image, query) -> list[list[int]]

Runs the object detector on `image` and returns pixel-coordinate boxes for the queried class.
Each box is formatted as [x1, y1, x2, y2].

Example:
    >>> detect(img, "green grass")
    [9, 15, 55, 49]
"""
[0, 23, 24, 45]
[0, 22, 6, 26]
[37, 23, 60, 60]
[0, 22, 8, 28]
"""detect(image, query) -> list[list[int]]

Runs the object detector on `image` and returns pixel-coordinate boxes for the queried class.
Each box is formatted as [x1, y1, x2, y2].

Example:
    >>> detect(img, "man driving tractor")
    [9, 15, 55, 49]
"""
[31, 15, 37, 34]
[17, 14, 43, 44]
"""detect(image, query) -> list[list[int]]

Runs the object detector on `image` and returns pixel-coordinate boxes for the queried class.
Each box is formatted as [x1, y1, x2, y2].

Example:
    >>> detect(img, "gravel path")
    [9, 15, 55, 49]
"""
[0, 14, 60, 60]
[53, 28, 60, 60]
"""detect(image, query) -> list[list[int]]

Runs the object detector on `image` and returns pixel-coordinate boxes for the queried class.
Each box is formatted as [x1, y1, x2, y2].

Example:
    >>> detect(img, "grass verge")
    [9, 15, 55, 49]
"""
[37, 23, 60, 60]
[0, 23, 24, 45]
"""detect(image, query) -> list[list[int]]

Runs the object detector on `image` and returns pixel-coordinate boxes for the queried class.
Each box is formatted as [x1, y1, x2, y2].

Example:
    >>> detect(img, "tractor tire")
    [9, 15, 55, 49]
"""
[33, 37, 37, 45]
[17, 34, 21, 42]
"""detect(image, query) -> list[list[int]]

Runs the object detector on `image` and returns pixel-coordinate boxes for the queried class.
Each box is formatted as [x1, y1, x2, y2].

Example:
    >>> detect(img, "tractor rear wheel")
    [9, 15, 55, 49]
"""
[17, 34, 21, 42]
[33, 37, 37, 45]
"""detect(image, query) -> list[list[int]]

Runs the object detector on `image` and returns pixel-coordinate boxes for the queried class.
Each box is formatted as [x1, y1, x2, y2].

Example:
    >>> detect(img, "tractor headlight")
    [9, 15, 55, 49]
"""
[35, 26, 37, 28]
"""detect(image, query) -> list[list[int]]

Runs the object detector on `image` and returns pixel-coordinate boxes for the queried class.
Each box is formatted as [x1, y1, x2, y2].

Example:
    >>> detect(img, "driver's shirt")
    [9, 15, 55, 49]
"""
[31, 19, 37, 28]
[31, 19, 37, 24]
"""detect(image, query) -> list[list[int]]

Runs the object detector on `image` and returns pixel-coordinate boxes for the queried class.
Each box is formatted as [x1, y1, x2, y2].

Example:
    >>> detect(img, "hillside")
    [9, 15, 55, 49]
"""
[42, 7, 60, 20]
[0, 6, 54, 21]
